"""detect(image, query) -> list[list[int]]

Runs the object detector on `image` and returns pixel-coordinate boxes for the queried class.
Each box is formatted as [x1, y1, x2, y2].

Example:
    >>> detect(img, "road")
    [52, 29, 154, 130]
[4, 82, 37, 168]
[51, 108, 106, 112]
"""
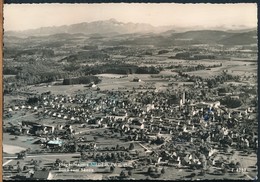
[3, 160, 13, 166]
[136, 142, 151, 153]
[3, 153, 81, 160]
[74, 128, 103, 135]
[63, 85, 76, 95]
[246, 174, 254, 180]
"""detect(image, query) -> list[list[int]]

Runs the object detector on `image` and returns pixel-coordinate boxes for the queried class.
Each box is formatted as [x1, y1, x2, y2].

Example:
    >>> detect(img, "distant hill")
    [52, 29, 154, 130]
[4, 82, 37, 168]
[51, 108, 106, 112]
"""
[4, 20, 257, 47]
[5, 19, 171, 37]
[170, 30, 233, 44]
[218, 30, 257, 45]
[103, 29, 257, 46]
[5, 19, 257, 44]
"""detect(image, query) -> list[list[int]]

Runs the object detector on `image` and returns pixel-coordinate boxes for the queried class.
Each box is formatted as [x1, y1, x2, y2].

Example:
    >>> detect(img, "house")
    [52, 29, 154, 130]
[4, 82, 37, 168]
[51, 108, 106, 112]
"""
[44, 125, 55, 133]
[130, 120, 144, 130]
[21, 126, 30, 135]
[63, 125, 74, 133]
[133, 78, 141, 82]
[230, 95, 239, 99]
[143, 104, 155, 112]
[116, 109, 128, 117]
[56, 124, 64, 130]
[12, 126, 22, 135]
[85, 82, 96, 88]
[31, 124, 44, 135]
[91, 83, 97, 88]
[33, 138, 47, 144]
[47, 139, 63, 148]
[213, 101, 220, 108]
[32, 170, 53, 180]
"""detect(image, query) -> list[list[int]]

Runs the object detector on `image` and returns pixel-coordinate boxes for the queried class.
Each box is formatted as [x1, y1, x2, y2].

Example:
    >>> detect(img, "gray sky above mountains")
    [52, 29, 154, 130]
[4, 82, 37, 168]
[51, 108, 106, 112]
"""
[4, 3, 257, 31]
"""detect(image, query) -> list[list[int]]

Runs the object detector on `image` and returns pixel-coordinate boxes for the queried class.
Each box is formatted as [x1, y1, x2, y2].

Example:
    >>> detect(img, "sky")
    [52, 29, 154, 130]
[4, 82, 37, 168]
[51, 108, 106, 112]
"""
[4, 3, 257, 31]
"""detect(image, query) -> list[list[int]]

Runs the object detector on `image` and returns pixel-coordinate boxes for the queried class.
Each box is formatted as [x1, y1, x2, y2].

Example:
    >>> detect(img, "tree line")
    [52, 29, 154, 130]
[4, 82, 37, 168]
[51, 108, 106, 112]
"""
[63, 76, 101, 85]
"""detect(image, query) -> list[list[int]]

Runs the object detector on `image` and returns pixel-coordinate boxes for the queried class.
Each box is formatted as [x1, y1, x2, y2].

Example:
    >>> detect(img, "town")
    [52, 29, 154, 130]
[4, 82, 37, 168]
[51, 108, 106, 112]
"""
[3, 55, 257, 180]
[2, 9, 258, 181]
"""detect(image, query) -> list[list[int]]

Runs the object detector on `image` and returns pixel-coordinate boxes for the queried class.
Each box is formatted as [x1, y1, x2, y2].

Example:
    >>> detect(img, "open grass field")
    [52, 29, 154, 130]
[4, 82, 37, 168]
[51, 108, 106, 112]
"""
[96, 74, 168, 91]
[227, 65, 257, 76]
[96, 74, 126, 78]
[183, 60, 257, 79]
[27, 74, 158, 93]
[4, 95, 27, 107]
[3, 133, 42, 155]
[4, 109, 38, 125]
[21, 58, 255, 94]
[28, 84, 87, 95]
[3, 144, 26, 154]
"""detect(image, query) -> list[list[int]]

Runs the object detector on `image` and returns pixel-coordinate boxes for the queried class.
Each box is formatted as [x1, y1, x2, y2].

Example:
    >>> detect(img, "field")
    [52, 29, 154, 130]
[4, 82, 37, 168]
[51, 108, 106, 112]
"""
[3, 144, 26, 154]
[183, 60, 257, 79]
[27, 84, 87, 95]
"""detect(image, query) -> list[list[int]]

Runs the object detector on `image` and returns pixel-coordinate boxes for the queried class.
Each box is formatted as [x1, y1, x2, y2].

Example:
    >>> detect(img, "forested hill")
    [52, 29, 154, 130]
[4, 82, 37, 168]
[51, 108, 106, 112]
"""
[104, 30, 257, 46]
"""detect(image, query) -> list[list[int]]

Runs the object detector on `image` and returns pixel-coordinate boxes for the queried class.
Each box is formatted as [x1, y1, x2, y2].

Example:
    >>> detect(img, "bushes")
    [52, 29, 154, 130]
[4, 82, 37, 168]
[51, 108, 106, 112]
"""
[136, 66, 160, 74]
[27, 97, 39, 104]
[158, 50, 169, 55]
[220, 96, 242, 108]
[84, 64, 160, 75]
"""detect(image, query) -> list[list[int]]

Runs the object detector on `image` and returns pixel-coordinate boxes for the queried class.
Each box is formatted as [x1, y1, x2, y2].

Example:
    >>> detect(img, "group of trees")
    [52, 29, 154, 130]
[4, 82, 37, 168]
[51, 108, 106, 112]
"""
[119, 166, 166, 179]
[63, 50, 109, 62]
[5, 59, 66, 86]
[136, 66, 161, 74]
[14, 49, 54, 58]
[220, 96, 242, 108]
[150, 136, 165, 145]
[82, 151, 132, 163]
[147, 166, 166, 178]
[83, 64, 161, 75]
[3, 66, 21, 75]
[17, 151, 27, 159]
[27, 97, 40, 104]
[158, 50, 169, 55]
[16, 70, 66, 85]
[167, 63, 222, 73]
[120, 169, 133, 178]
[206, 72, 240, 88]
[4, 59, 161, 92]
[4, 48, 54, 59]
[174, 52, 215, 60]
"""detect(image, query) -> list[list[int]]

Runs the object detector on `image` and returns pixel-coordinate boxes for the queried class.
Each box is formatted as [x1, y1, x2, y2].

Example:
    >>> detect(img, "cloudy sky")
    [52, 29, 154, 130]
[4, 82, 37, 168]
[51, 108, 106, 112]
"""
[4, 3, 257, 31]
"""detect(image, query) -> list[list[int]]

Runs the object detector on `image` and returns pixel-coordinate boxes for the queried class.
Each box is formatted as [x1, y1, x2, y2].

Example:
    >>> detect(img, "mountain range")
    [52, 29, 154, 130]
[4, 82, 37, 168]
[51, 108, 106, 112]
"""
[5, 18, 256, 38]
